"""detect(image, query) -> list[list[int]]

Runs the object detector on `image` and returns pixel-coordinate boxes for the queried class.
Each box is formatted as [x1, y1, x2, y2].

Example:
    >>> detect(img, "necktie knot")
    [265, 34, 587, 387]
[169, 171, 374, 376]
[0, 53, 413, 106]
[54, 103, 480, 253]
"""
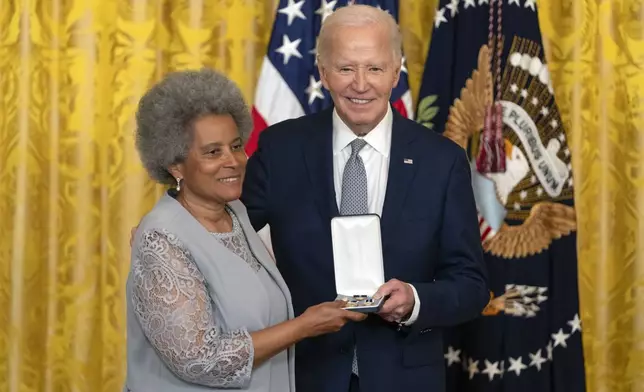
[350, 138, 367, 157]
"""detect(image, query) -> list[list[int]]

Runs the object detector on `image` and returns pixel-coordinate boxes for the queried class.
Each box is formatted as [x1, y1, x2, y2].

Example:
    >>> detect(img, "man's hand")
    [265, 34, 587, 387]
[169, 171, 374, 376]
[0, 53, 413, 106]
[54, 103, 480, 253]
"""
[373, 279, 415, 323]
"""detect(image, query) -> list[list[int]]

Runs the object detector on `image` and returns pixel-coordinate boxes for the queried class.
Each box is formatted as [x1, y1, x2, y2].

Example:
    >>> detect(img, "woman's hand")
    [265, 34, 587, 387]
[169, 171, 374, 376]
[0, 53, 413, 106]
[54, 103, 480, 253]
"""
[296, 300, 367, 338]
[251, 301, 366, 367]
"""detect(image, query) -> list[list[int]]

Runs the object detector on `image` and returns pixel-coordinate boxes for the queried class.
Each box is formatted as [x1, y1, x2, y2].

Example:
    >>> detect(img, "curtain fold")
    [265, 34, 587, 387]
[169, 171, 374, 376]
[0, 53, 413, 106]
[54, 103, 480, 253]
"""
[1, 0, 642, 391]
[536, 0, 644, 390]
[0, 1, 277, 390]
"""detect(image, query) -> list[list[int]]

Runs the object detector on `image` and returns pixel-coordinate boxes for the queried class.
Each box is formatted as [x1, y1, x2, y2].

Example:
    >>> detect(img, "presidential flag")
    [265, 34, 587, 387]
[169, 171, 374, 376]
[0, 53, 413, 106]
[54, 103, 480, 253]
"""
[416, 0, 585, 390]
[245, 0, 414, 156]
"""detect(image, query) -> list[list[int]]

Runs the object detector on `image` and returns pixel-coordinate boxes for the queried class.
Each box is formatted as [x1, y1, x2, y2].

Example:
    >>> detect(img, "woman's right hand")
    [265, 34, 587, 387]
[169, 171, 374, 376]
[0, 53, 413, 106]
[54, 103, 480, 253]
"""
[297, 300, 367, 338]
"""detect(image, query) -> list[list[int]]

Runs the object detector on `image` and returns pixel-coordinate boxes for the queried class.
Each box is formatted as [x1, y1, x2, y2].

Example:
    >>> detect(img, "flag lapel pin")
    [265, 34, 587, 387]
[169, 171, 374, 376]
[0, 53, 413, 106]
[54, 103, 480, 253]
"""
[404, 158, 413, 165]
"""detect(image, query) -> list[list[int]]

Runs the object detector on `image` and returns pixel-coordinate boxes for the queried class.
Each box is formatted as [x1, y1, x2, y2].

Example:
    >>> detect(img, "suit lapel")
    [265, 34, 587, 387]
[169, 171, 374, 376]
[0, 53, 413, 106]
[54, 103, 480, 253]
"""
[381, 111, 419, 238]
[303, 108, 339, 220]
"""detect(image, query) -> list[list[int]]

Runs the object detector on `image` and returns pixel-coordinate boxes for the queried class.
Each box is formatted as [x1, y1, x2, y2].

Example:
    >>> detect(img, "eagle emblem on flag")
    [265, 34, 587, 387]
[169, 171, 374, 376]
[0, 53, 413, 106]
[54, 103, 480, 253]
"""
[441, 41, 577, 260]
[417, 2, 586, 387]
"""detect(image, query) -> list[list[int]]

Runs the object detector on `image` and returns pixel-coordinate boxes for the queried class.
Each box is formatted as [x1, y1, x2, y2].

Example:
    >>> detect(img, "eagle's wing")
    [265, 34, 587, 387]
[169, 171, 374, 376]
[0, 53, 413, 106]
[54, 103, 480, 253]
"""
[443, 45, 493, 149]
[484, 202, 577, 259]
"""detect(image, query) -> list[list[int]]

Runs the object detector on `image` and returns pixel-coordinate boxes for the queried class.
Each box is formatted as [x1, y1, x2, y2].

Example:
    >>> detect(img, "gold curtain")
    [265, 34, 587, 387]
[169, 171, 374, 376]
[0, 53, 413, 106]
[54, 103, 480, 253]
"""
[535, 0, 644, 390]
[0, 1, 278, 391]
[1, 0, 643, 391]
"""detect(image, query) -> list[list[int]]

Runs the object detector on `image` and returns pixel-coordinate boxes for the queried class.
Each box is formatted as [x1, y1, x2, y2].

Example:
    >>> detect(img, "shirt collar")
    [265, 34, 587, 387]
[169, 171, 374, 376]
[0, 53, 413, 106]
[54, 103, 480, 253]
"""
[332, 105, 393, 157]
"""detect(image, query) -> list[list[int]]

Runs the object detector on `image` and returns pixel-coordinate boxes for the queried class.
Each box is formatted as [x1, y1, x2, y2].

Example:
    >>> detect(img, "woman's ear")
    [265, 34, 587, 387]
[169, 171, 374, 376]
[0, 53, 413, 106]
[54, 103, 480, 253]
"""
[168, 163, 184, 182]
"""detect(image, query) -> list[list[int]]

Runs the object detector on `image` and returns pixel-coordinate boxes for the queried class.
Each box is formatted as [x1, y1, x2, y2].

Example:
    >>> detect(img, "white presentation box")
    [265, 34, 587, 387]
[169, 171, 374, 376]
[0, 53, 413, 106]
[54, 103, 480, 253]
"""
[331, 214, 386, 313]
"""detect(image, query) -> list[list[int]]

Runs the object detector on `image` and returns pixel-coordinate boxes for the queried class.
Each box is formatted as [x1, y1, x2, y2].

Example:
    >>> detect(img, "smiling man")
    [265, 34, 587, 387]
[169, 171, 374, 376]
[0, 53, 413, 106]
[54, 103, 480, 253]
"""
[241, 4, 489, 392]
[316, 8, 400, 136]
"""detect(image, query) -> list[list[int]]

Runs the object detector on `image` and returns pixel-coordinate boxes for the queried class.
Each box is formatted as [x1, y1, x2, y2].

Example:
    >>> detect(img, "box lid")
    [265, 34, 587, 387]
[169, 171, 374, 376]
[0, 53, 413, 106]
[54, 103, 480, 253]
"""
[331, 214, 385, 296]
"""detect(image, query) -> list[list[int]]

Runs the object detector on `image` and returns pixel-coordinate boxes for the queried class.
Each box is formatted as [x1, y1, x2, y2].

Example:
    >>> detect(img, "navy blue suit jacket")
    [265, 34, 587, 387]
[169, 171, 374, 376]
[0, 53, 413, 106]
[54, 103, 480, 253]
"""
[241, 107, 488, 392]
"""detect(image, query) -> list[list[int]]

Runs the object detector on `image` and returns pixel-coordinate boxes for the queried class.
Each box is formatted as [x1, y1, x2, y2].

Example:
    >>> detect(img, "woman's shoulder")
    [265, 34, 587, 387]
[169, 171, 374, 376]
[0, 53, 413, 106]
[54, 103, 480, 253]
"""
[143, 192, 182, 223]
[132, 194, 189, 250]
[131, 226, 201, 283]
[140, 192, 188, 230]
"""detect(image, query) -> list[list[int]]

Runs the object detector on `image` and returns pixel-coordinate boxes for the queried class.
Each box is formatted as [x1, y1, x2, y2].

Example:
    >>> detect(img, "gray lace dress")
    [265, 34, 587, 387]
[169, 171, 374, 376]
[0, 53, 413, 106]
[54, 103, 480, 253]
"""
[126, 198, 293, 392]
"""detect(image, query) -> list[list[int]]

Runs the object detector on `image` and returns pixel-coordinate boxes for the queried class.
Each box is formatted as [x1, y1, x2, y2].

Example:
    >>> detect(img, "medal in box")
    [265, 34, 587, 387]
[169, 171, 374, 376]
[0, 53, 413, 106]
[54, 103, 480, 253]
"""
[331, 214, 385, 313]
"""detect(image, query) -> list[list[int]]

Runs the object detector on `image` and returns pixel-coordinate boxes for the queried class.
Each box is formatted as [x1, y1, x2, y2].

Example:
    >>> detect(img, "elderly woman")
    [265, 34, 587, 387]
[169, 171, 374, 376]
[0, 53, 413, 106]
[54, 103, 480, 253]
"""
[125, 69, 366, 392]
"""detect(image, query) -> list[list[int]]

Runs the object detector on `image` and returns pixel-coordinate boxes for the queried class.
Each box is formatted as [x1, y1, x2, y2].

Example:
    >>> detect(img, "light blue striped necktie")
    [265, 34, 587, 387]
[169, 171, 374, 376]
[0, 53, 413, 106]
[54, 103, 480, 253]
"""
[339, 138, 368, 376]
[340, 138, 368, 216]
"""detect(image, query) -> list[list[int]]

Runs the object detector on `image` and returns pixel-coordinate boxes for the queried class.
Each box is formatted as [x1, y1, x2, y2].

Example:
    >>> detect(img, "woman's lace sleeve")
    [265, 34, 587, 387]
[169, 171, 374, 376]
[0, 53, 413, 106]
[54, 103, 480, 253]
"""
[131, 229, 254, 388]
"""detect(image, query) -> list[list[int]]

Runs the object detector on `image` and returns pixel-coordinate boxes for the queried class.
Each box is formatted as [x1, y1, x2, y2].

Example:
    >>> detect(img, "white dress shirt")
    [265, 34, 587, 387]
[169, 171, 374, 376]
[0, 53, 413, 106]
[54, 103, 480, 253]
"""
[332, 106, 420, 325]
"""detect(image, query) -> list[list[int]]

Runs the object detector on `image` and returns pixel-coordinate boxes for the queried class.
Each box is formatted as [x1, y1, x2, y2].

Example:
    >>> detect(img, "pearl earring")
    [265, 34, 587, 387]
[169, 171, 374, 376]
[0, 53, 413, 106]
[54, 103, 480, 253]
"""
[175, 177, 182, 192]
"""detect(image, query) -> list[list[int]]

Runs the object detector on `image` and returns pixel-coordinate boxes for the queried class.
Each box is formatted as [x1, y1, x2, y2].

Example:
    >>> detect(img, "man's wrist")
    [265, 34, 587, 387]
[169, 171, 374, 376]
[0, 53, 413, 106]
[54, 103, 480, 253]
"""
[402, 283, 421, 326]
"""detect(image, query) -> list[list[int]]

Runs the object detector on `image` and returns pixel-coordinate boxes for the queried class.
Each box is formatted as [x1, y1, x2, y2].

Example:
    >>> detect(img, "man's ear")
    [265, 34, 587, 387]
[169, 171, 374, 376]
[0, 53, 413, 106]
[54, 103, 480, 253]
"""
[317, 59, 330, 90]
[392, 58, 401, 87]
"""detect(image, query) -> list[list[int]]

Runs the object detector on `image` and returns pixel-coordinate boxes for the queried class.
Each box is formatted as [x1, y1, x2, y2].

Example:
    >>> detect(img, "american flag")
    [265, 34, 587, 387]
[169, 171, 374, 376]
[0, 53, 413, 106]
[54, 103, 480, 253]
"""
[245, 0, 414, 156]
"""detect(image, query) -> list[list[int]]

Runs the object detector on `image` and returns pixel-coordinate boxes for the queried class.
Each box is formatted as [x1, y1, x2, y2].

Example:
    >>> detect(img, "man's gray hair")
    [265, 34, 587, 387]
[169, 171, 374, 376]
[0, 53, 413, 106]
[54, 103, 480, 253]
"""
[135, 68, 252, 185]
[316, 4, 403, 65]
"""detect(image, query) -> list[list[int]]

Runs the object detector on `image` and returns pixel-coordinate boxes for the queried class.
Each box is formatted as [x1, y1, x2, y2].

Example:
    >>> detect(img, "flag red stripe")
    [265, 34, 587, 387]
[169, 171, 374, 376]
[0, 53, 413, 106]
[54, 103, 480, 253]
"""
[246, 107, 268, 156]
[481, 226, 492, 240]
[392, 99, 408, 119]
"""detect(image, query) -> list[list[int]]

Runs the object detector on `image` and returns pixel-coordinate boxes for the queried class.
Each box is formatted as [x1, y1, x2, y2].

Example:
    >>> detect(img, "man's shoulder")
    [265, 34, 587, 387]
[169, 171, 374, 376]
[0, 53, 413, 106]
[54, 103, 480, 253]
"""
[397, 115, 465, 159]
[258, 109, 331, 145]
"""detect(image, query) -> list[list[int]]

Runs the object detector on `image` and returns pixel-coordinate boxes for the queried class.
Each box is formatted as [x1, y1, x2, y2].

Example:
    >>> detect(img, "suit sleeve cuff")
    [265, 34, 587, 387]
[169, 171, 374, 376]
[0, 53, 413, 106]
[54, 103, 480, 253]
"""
[402, 284, 421, 326]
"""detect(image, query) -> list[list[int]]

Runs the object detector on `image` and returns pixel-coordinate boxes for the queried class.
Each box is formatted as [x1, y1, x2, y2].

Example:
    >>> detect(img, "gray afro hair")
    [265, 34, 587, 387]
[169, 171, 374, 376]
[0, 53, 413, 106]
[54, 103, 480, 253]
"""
[135, 68, 253, 185]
